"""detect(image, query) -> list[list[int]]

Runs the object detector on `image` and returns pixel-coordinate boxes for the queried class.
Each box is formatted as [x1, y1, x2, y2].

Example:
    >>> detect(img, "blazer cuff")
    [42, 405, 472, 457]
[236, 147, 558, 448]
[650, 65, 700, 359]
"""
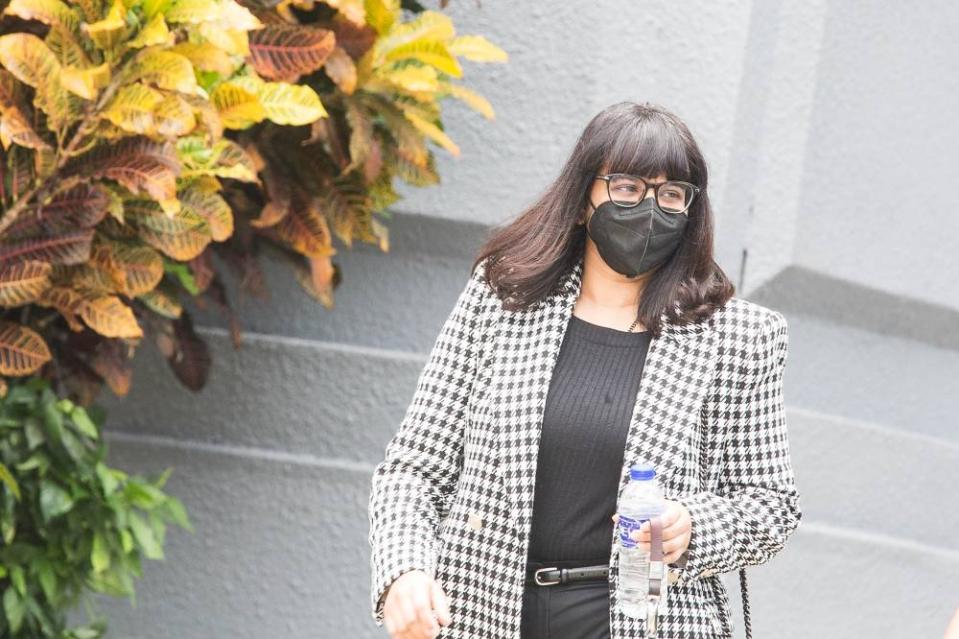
[370, 532, 437, 627]
[671, 487, 801, 587]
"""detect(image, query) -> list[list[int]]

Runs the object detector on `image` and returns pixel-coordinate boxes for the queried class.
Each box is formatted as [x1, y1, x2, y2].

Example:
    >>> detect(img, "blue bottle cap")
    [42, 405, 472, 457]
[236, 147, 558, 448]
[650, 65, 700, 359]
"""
[629, 463, 656, 481]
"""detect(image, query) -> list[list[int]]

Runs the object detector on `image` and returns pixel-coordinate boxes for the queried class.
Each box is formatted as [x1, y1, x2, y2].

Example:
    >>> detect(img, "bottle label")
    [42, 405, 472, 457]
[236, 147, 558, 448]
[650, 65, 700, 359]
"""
[617, 515, 647, 549]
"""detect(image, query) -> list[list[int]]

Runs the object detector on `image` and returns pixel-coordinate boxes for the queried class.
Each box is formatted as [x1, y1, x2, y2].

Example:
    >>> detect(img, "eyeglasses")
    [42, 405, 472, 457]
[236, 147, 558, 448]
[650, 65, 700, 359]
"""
[594, 174, 701, 214]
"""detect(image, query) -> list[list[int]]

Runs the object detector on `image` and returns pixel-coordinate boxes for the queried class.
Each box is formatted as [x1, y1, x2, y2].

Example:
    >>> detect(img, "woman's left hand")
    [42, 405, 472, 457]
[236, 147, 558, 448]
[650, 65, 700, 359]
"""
[611, 499, 692, 565]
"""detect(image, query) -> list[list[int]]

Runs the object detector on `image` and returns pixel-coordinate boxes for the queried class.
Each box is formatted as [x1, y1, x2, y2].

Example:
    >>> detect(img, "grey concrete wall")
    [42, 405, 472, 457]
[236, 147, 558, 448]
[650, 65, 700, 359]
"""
[70, 1, 959, 637]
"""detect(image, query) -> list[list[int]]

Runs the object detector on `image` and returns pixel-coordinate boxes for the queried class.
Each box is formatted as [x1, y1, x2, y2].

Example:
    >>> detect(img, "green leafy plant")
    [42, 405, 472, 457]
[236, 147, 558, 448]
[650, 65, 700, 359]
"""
[0, 376, 191, 637]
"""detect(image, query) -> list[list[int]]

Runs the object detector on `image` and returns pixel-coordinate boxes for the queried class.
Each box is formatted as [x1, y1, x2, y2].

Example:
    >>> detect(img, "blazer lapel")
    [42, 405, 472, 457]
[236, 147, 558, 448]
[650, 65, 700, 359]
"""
[495, 253, 719, 542]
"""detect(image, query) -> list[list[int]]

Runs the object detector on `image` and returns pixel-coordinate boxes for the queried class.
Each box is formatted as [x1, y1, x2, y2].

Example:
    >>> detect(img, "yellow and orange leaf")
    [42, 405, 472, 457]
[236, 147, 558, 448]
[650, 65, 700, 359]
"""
[0, 320, 52, 375]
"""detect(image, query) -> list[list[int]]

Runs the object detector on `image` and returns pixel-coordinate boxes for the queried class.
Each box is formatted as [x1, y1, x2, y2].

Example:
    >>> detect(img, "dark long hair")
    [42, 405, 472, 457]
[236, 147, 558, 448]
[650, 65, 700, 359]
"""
[472, 101, 735, 336]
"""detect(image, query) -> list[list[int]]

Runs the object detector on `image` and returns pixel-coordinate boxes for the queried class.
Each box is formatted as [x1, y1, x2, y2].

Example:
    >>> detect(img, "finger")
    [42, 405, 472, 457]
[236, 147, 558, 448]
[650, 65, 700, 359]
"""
[660, 517, 691, 543]
[629, 532, 650, 549]
[431, 582, 452, 626]
[660, 501, 683, 528]
[665, 545, 687, 565]
[631, 526, 654, 542]
[385, 600, 405, 638]
[631, 531, 680, 554]
[398, 595, 419, 637]
[634, 513, 683, 542]
[661, 537, 685, 555]
[417, 613, 439, 639]
[646, 505, 680, 531]
[667, 501, 691, 527]
[411, 590, 439, 636]
[611, 513, 619, 523]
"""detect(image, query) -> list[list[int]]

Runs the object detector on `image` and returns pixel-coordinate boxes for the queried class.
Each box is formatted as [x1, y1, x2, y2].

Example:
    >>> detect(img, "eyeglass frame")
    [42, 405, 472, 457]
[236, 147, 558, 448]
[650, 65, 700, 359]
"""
[593, 173, 702, 215]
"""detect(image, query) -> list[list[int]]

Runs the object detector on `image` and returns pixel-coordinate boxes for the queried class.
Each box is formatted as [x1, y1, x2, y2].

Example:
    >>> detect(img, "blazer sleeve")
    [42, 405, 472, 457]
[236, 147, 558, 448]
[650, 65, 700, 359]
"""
[674, 310, 802, 586]
[367, 261, 493, 626]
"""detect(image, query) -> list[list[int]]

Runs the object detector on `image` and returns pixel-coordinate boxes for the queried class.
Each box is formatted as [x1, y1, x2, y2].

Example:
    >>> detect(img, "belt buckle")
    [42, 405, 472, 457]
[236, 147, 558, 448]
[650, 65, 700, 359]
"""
[533, 566, 561, 586]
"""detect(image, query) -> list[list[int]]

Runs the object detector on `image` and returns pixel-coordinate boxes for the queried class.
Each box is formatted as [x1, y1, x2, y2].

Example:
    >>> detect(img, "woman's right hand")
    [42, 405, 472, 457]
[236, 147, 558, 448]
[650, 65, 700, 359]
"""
[383, 569, 452, 639]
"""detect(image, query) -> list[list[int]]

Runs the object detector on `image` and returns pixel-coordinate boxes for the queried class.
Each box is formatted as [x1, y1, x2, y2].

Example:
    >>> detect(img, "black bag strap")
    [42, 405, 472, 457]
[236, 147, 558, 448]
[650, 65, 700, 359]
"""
[739, 567, 752, 639]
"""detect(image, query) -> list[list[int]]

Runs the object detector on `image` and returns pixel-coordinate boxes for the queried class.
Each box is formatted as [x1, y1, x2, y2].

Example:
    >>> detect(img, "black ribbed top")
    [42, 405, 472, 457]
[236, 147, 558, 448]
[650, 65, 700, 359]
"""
[525, 313, 652, 566]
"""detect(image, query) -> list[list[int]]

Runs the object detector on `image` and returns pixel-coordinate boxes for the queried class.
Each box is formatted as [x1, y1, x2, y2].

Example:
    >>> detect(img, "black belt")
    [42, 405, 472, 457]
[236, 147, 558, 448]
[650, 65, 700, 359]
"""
[525, 563, 609, 586]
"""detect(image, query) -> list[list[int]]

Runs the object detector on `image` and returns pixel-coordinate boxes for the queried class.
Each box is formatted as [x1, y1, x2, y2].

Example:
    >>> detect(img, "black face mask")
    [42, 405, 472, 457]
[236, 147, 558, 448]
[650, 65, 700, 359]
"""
[584, 197, 688, 277]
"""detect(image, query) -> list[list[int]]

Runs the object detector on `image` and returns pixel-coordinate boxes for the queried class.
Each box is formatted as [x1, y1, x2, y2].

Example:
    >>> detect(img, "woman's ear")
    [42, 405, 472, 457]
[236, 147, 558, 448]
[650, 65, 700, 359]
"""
[580, 202, 593, 226]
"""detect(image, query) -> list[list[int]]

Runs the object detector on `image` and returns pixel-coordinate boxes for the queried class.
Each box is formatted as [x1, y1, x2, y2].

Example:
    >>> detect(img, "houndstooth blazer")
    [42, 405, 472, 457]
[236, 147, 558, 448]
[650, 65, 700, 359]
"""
[368, 252, 802, 638]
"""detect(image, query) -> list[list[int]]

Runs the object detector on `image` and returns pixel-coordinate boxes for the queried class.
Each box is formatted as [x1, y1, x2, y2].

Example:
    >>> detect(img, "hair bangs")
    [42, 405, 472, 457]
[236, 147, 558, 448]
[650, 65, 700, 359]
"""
[604, 118, 692, 182]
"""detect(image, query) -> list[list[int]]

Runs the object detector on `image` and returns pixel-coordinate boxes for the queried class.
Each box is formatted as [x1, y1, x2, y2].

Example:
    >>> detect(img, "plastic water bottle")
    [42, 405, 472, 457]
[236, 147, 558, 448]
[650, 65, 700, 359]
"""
[616, 462, 668, 620]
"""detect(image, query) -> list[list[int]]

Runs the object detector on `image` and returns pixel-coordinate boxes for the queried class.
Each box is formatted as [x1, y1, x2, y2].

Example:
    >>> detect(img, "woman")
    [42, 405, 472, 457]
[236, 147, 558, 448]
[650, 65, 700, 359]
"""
[368, 101, 802, 639]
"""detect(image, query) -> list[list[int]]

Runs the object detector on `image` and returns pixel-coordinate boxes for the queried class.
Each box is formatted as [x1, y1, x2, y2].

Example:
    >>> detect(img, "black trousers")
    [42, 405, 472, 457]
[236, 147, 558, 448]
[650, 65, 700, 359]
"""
[520, 560, 612, 639]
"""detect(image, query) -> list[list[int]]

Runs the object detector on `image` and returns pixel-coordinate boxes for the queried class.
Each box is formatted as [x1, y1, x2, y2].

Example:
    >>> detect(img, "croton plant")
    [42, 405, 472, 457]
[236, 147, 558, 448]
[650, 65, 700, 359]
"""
[0, 0, 504, 403]
[0, 0, 505, 634]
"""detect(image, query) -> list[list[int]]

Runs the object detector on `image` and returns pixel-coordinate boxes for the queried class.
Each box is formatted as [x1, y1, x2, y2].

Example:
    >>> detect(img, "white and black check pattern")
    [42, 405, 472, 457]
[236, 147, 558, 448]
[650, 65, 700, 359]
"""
[369, 252, 802, 638]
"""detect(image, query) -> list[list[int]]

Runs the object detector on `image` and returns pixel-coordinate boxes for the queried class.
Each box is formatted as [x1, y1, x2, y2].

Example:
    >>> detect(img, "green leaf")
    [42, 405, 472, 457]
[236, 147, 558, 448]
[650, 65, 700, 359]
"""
[23, 594, 55, 635]
[96, 462, 120, 496]
[148, 510, 167, 546]
[92, 530, 111, 572]
[1, 506, 15, 544]
[4, 383, 36, 407]
[16, 452, 49, 473]
[86, 566, 132, 597]
[40, 392, 65, 447]
[128, 511, 163, 559]
[39, 479, 74, 521]
[35, 557, 57, 604]
[60, 428, 90, 464]
[24, 415, 45, 450]
[155, 466, 173, 489]
[164, 260, 199, 295]
[0, 462, 20, 500]
[3, 586, 24, 633]
[71, 406, 100, 439]
[10, 565, 25, 596]
[124, 479, 166, 509]
[158, 495, 192, 531]
[70, 623, 107, 639]
[119, 527, 134, 553]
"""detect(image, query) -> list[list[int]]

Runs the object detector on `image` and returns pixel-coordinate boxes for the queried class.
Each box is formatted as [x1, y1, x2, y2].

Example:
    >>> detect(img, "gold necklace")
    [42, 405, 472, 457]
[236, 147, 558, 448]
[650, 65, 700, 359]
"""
[627, 318, 641, 332]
